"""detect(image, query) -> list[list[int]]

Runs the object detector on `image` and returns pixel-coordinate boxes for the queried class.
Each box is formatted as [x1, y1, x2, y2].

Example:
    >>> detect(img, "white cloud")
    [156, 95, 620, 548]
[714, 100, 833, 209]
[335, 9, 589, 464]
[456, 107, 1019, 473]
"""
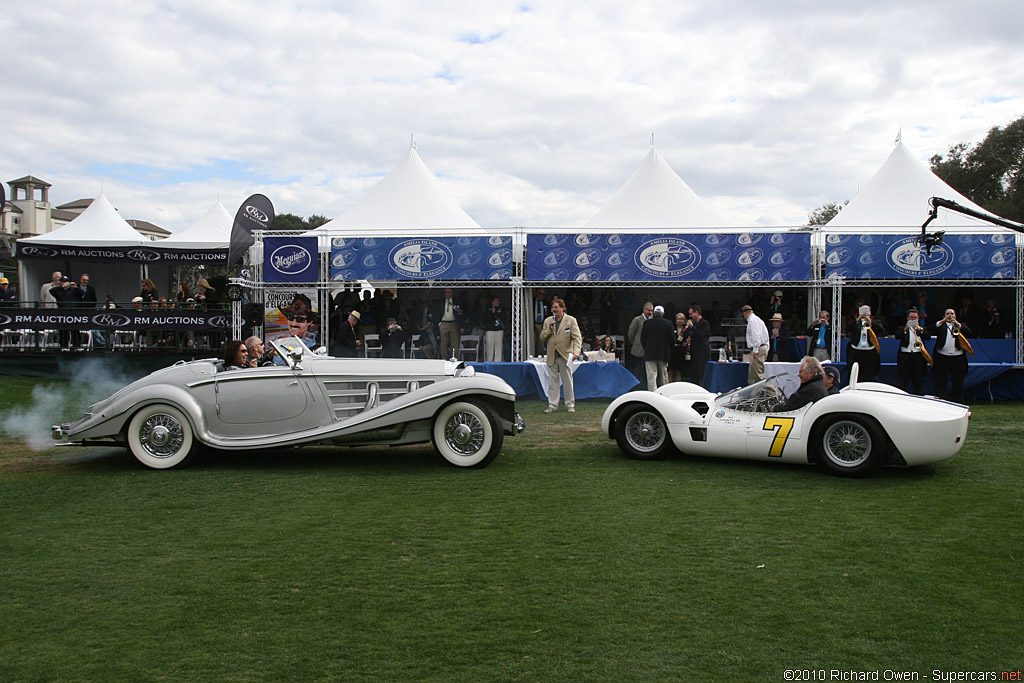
[2, 0, 1022, 229]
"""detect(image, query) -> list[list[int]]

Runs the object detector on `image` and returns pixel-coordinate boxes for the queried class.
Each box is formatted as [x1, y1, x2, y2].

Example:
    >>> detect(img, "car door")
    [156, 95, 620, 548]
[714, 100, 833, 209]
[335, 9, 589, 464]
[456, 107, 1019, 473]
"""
[745, 408, 809, 463]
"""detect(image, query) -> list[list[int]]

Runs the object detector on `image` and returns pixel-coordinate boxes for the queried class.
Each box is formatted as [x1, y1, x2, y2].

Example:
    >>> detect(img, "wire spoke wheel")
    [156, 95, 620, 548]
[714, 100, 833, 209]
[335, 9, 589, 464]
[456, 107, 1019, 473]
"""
[432, 400, 502, 468]
[127, 404, 196, 469]
[139, 413, 186, 458]
[625, 411, 666, 453]
[444, 410, 486, 456]
[822, 420, 872, 467]
[614, 405, 674, 460]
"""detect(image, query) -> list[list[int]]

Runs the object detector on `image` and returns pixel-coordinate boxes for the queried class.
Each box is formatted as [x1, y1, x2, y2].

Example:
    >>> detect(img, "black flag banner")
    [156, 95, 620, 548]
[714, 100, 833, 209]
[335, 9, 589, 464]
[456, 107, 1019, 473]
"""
[228, 194, 275, 267]
[1, 181, 5, 212]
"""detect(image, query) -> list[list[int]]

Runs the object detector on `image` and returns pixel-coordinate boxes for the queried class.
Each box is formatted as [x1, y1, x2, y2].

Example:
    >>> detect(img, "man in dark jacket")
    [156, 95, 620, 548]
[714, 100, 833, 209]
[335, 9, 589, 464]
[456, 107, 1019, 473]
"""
[686, 304, 712, 386]
[773, 356, 828, 412]
[332, 310, 361, 358]
[641, 305, 674, 391]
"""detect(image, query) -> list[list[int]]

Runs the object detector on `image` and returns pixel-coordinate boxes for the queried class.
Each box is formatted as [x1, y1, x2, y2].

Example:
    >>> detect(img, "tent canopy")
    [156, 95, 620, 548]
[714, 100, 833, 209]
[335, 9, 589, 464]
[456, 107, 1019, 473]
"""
[18, 193, 147, 247]
[157, 201, 232, 250]
[581, 145, 735, 230]
[310, 145, 484, 238]
[825, 139, 1009, 232]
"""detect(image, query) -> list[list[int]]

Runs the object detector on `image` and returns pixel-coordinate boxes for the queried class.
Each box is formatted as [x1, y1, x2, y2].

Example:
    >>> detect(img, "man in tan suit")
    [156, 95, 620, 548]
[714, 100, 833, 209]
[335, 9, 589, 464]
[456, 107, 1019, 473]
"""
[540, 297, 583, 414]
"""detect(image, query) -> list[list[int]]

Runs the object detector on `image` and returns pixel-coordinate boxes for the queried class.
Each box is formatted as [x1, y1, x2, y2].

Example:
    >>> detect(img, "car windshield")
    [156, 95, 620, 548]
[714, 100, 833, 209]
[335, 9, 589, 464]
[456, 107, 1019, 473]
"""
[269, 336, 314, 369]
[715, 373, 787, 412]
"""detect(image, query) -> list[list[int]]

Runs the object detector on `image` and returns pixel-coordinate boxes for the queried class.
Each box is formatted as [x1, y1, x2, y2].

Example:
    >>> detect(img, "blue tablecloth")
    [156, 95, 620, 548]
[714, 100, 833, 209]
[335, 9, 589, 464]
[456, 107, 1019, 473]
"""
[469, 361, 639, 399]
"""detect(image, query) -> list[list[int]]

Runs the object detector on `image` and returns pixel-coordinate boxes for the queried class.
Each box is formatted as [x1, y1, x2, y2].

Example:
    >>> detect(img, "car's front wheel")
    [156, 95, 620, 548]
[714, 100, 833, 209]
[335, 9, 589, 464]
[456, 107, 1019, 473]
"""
[812, 413, 886, 477]
[126, 404, 196, 470]
[614, 404, 675, 460]
[432, 399, 502, 468]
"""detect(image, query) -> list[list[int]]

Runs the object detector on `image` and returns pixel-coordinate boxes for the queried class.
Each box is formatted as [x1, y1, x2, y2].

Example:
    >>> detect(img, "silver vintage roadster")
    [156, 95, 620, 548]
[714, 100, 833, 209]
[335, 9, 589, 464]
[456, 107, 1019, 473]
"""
[53, 337, 524, 469]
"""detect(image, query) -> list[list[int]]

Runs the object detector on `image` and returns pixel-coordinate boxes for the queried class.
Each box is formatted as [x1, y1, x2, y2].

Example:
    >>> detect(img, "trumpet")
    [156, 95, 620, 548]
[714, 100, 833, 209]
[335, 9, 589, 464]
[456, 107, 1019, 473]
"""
[860, 318, 871, 329]
[914, 340, 924, 351]
[951, 323, 962, 336]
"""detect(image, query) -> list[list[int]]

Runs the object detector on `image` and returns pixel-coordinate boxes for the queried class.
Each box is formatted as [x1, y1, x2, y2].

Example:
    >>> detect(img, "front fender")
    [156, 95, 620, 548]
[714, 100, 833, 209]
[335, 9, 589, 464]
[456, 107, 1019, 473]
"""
[61, 383, 206, 445]
[602, 391, 707, 439]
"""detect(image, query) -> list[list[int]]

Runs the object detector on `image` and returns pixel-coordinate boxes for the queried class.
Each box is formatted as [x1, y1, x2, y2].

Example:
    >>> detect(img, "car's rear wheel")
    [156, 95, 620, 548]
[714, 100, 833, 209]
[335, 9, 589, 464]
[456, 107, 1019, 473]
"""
[615, 404, 674, 460]
[433, 399, 502, 468]
[126, 404, 196, 470]
[812, 413, 886, 477]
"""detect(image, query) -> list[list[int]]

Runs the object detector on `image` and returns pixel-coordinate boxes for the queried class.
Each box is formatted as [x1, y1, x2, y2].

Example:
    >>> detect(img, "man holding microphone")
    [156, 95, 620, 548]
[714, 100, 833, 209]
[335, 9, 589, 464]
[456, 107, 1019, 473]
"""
[540, 297, 582, 414]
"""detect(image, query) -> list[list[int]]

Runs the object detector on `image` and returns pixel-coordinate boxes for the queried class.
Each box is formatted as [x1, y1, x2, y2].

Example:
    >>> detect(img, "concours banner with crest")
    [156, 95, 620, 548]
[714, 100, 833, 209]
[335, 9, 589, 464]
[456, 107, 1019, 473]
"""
[264, 237, 318, 282]
[526, 233, 812, 282]
[824, 234, 1016, 279]
[330, 236, 514, 281]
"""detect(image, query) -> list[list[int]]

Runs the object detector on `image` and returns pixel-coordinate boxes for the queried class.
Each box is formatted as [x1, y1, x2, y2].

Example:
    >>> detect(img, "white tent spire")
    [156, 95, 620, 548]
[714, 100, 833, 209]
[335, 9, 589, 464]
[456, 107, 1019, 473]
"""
[583, 145, 734, 228]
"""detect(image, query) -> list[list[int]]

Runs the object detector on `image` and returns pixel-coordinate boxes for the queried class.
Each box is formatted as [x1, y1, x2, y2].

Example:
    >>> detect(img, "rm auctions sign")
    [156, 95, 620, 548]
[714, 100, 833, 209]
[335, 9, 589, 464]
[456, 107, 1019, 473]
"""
[0, 310, 230, 332]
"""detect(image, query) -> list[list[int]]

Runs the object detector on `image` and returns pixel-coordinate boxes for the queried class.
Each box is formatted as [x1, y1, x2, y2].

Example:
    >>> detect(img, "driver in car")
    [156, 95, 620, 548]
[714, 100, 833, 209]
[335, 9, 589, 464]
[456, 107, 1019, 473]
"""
[772, 356, 828, 412]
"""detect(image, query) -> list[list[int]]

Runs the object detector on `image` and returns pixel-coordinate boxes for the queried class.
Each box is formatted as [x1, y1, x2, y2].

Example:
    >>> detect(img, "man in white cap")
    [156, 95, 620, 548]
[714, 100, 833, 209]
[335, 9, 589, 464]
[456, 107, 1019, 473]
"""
[641, 305, 674, 391]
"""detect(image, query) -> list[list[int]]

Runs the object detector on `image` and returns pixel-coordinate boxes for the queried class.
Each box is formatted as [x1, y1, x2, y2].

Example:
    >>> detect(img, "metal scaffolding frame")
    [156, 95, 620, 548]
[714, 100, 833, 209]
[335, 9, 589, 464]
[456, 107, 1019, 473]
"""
[231, 230, 1024, 366]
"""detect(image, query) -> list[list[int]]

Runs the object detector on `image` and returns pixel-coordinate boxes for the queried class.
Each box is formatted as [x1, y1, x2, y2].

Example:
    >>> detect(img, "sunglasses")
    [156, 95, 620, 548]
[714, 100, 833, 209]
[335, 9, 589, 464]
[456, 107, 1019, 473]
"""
[287, 315, 309, 323]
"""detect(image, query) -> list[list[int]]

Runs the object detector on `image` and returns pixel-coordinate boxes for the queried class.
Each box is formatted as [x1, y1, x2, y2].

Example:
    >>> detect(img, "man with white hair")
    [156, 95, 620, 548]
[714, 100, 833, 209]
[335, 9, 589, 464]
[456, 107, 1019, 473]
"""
[40, 271, 61, 308]
[773, 356, 828, 412]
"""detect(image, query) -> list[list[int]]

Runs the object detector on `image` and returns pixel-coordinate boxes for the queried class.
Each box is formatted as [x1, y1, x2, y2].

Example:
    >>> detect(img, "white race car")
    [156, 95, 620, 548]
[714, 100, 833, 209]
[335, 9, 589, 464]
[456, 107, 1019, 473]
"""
[602, 365, 970, 477]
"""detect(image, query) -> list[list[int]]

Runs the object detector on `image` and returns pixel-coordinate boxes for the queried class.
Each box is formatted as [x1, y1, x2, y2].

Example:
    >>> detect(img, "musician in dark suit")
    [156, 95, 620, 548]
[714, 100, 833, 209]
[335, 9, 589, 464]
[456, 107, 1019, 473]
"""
[896, 308, 931, 395]
[846, 305, 885, 383]
[932, 308, 972, 403]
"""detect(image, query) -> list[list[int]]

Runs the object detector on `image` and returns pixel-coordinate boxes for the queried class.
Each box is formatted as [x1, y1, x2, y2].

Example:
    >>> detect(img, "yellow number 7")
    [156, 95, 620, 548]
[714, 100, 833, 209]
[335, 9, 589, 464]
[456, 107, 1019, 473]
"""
[762, 416, 795, 457]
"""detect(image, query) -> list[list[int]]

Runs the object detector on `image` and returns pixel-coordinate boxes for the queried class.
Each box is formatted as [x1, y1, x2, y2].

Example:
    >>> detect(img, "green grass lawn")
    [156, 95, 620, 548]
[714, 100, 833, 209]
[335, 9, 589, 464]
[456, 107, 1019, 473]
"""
[1, 377, 1022, 681]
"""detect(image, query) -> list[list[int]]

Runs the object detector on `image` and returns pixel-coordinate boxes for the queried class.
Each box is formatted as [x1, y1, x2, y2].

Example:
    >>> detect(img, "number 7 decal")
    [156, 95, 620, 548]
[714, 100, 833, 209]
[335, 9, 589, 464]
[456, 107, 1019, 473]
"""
[762, 416, 795, 457]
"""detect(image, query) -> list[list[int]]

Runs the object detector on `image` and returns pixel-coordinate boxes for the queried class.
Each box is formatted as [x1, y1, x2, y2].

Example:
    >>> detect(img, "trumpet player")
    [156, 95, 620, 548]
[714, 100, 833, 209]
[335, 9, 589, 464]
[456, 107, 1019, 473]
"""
[846, 304, 885, 383]
[897, 308, 931, 395]
[933, 308, 973, 403]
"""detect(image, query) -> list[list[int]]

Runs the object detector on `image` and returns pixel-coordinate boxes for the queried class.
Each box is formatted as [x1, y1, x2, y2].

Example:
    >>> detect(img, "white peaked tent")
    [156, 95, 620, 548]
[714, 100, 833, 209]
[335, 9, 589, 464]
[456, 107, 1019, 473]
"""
[158, 201, 232, 250]
[16, 194, 149, 303]
[19, 193, 148, 247]
[310, 145, 483, 241]
[582, 145, 735, 230]
[825, 139, 1006, 232]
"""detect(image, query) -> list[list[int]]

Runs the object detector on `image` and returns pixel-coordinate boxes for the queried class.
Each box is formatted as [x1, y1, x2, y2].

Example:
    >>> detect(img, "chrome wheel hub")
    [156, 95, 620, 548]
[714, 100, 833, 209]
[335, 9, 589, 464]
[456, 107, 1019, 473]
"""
[140, 414, 184, 458]
[445, 412, 485, 455]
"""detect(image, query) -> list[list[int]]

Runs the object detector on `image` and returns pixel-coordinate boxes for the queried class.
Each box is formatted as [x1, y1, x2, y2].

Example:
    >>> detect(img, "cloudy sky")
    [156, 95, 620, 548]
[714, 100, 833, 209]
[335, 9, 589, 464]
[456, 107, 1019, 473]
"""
[3, 0, 1022, 231]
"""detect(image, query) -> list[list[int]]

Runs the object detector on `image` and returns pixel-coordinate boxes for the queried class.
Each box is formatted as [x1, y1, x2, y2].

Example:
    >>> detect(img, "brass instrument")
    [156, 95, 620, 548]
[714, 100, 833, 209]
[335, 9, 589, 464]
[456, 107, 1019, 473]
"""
[913, 340, 924, 351]
[860, 318, 871, 329]
[951, 323, 962, 336]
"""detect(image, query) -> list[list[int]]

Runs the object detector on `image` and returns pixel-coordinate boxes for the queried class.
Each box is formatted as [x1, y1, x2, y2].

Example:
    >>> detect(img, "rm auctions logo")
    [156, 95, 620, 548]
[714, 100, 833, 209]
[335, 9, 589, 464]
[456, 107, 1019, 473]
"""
[887, 237, 952, 277]
[18, 245, 59, 258]
[93, 313, 132, 328]
[245, 205, 269, 224]
[271, 244, 312, 275]
[635, 238, 700, 278]
[389, 239, 453, 278]
[126, 248, 161, 262]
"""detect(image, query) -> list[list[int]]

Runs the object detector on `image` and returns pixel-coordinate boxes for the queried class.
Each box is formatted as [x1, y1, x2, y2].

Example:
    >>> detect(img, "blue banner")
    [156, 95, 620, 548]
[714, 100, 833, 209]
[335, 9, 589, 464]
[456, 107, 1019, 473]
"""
[330, 236, 514, 281]
[526, 233, 812, 282]
[824, 233, 1016, 279]
[264, 236, 318, 283]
